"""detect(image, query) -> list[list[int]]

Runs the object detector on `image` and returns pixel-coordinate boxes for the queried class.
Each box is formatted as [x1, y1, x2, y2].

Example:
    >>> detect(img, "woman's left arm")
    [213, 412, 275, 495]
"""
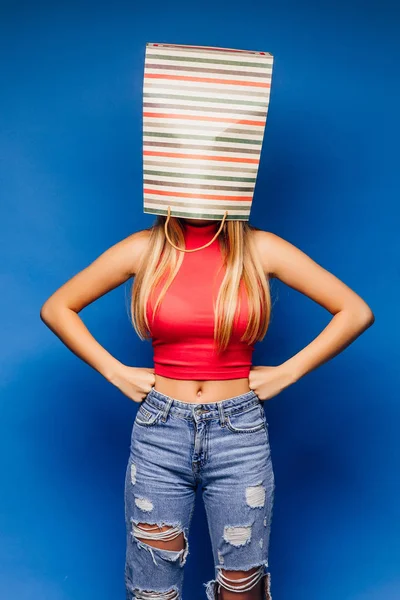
[249, 231, 375, 401]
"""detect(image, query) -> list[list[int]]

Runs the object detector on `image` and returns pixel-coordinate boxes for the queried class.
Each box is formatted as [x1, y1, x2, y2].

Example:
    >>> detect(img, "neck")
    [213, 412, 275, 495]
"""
[182, 219, 220, 249]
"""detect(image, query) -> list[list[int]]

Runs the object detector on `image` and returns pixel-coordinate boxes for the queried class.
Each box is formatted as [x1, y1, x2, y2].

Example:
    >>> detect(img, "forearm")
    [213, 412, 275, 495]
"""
[280, 308, 374, 383]
[40, 304, 124, 382]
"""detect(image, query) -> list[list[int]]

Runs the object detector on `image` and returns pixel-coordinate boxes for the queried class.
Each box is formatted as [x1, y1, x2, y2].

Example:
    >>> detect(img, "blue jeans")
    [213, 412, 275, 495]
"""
[124, 386, 275, 599]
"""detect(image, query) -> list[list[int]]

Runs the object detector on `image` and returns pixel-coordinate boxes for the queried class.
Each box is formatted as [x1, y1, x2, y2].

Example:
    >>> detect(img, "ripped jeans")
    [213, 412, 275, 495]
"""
[124, 386, 275, 600]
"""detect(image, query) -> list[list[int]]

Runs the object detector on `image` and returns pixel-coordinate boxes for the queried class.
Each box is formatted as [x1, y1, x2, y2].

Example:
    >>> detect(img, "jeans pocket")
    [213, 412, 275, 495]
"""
[226, 403, 266, 434]
[134, 402, 163, 427]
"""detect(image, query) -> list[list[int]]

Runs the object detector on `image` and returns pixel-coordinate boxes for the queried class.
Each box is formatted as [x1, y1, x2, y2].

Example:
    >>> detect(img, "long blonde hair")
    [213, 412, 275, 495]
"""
[129, 215, 272, 354]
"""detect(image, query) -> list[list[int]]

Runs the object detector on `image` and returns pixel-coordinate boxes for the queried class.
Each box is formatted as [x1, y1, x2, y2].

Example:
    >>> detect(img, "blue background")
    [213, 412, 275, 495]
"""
[1, 1, 399, 599]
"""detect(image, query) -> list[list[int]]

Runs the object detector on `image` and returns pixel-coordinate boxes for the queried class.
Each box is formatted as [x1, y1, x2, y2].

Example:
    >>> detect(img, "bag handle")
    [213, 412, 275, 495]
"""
[164, 206, 228, 252]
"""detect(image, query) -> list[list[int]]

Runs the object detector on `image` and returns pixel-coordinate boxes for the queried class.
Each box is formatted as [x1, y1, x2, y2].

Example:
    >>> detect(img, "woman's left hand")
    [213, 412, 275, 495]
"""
[248, 365, 296, 401]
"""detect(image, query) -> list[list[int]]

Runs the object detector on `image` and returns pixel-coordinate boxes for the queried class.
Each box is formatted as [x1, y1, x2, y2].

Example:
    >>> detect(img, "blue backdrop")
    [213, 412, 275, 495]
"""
[1, 1, 398, 599]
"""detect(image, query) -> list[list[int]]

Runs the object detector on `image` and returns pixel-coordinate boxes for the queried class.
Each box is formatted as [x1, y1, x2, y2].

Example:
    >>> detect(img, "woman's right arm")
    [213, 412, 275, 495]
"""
[40, 229, 155, 402]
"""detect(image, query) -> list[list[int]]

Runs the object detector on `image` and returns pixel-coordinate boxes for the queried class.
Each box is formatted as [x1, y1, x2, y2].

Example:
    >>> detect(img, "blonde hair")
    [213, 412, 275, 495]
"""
[129, 215, 272, 354]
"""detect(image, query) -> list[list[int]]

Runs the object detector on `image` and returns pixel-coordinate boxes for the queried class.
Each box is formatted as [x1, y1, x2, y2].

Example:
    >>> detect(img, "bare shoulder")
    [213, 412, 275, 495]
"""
[88, 226, 152, 279]
[250, 228, 286, 278]
[250, 226, 330, 282]
[118, 227, 153, 276]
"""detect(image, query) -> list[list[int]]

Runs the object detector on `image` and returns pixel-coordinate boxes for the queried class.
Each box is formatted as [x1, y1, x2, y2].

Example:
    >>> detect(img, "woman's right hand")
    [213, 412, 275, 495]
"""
[109, 365, 156, 403]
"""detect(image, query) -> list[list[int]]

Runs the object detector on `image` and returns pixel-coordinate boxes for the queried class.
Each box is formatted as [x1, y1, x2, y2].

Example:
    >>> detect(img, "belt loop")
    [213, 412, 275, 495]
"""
[217, 401, 226, 427]
[161, 398, 173, 422]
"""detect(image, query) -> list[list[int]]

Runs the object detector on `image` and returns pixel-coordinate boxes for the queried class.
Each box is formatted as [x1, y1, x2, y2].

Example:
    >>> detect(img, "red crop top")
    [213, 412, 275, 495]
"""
[146, 220, 255, 380]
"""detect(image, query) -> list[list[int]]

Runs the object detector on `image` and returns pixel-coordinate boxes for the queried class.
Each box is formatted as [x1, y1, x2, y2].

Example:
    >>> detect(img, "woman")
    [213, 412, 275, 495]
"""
[40, 212, 374, 600]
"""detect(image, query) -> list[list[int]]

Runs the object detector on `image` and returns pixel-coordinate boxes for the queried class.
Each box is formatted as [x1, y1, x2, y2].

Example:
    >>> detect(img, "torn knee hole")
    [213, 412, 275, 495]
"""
[217, 565, 265, 593]
[133, 522, 185, 550]
[131, 520, 189, 567]
[133, 586, 179, 600]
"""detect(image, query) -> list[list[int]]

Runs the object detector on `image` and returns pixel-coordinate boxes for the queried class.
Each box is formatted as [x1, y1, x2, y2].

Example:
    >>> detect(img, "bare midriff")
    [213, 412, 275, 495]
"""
[154, 374, 252, 404]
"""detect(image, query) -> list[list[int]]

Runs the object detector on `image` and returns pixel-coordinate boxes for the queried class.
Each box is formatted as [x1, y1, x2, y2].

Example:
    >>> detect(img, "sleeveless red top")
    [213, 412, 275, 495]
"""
[146, 220, 255, 380]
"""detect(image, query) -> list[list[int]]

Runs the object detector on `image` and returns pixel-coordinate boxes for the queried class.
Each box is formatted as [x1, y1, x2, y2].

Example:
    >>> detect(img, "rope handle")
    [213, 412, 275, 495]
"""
[164, 206, 228, 252]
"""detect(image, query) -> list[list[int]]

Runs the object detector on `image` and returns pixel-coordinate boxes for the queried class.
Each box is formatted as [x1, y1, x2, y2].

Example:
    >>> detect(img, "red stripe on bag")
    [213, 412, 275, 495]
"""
[143, 151, 259, 164]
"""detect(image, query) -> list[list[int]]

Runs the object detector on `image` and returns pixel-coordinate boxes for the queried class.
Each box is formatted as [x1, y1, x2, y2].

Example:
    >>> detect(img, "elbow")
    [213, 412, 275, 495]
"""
[40, 299, 63, 325]
[365, 309, 375, 327]
[40, 301, 53, 325]
[40, 298, 75, 326]
[341, 303, 375, 332]
[357, 306, 375, 330]
[367, 309, 375, 325]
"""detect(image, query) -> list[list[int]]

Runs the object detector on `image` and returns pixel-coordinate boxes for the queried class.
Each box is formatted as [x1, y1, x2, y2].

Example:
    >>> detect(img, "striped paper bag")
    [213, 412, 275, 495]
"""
[143, 43, 274, 221]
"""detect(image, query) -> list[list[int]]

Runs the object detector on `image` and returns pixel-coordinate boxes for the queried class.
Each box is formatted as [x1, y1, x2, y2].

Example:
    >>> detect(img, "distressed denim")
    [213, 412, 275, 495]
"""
[124, 386, 275, 599]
